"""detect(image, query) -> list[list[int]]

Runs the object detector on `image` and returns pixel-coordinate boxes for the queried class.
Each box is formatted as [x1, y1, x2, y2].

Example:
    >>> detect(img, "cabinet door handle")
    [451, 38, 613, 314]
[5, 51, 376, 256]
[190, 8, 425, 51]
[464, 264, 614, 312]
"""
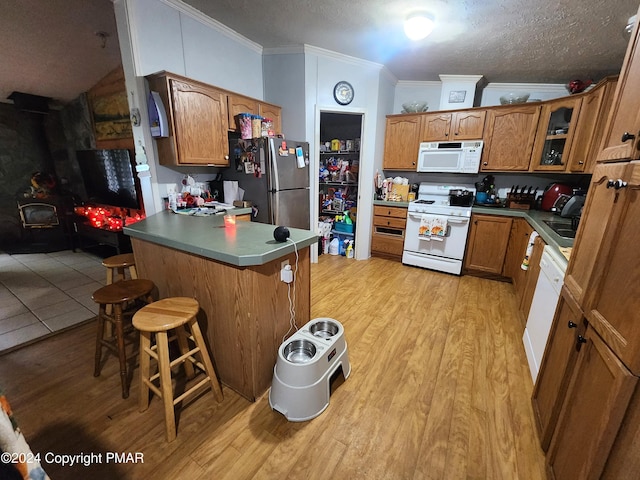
[483, 161, 488, 166]
[607, 179, 628, 190]
[568, 321, 577, 329]
[621, 132, 636, 143]
[576, 335, 587, 352]
[578, 160, 584, 165]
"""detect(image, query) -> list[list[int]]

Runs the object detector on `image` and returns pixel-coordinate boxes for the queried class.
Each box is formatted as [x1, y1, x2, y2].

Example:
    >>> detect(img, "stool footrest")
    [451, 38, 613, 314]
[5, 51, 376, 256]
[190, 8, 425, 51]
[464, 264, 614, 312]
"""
[142, 377, 163, 399]
[173, 377, 212, 405]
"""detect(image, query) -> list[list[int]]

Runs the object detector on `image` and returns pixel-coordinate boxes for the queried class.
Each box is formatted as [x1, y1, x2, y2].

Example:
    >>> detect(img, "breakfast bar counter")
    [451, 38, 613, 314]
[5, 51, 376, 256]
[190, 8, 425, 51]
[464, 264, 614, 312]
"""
[124, 211, 318, 401]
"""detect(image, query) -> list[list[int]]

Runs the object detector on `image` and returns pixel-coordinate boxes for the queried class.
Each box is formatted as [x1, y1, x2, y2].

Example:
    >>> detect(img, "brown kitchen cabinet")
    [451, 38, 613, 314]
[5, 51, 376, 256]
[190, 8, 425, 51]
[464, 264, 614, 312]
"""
[371, 205, 407, 260]
[147, 72, 230, 167]
[597, 4, 640, 162]
[567, 77, 618, 173]
[494, 217, 546, 322]
[563, 161, 630, 309]
[258, 102, 282, 135]
[463, 214, 512, 275]
[227, 94, 282, 135]
[226, 93, 259, 130]
[585, 162, 640, 373]
[531, 287, 585, 451]
[503, 218, 533, 284]
[481, 104, 541, 171]
[546, 324, 637, 480]
[420, 110, 485, 141]
[530, 97, 583, 172]
[383, 114, 422, 170]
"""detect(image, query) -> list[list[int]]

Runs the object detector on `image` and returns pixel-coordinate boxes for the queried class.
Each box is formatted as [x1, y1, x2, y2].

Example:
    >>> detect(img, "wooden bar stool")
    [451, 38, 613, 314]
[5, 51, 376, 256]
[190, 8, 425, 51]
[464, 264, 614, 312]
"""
[132, 297, 223, 442]
[102, 252, 138, 284]
[93, 279, 155, 399]
[102, 253, 138, 317]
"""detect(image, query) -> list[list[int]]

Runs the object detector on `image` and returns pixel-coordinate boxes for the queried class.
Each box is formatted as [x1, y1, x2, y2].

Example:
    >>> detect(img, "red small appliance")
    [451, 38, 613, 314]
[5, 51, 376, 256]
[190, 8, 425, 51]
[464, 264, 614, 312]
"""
[541, 183, 573, 211]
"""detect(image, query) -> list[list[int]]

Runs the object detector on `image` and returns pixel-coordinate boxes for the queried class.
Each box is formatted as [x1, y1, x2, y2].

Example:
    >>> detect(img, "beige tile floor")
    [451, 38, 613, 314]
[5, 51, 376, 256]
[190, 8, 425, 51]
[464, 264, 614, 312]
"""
[0, 249, 107, 353]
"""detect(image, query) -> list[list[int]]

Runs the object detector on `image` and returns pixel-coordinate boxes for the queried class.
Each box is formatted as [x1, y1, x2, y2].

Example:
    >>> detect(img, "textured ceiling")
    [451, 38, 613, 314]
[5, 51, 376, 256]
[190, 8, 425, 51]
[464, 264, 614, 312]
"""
[0, 0, 637, 107]
[186, 0, 639, 83]
[0, 0, 121, 106]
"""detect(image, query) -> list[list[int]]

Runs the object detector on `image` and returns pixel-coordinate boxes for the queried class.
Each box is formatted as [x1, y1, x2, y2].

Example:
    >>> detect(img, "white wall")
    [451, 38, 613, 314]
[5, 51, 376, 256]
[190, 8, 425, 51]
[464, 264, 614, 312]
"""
[263, 50, 307, 140]
[480, 83, 569, 106]
[117, 0, 266, 211]
[393, 81, 442, 114]
[303, 47, 387, 260]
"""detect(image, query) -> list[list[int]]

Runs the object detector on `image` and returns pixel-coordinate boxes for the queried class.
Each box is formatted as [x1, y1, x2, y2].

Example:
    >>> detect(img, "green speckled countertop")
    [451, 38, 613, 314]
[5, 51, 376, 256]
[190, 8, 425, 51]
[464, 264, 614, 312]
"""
[123, 209, 318, 267]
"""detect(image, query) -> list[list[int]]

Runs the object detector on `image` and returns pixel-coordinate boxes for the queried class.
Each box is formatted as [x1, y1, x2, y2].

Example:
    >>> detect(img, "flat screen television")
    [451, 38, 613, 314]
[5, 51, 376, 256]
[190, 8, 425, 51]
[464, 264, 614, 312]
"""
[76, 149, 141, 210]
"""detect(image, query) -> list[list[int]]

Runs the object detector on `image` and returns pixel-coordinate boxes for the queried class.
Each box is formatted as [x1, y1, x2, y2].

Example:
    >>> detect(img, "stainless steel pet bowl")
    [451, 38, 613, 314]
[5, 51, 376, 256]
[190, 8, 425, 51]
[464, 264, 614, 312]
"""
[283, 339, 317, 363]
[310, 320, 340, 339]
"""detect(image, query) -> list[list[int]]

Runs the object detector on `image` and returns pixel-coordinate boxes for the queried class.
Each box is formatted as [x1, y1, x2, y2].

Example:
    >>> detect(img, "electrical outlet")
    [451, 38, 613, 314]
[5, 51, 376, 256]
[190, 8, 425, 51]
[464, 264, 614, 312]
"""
[281, 259, 289, 270]
[280, 264, 293, 283]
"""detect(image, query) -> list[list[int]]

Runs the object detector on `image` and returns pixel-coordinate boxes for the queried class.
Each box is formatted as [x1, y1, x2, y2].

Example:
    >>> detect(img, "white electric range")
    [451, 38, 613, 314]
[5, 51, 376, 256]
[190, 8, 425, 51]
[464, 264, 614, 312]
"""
[402, 182, 475, 275]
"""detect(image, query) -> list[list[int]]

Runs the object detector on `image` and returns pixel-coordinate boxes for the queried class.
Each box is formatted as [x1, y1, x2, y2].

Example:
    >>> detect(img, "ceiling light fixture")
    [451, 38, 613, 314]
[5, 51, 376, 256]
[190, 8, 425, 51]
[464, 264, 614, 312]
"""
[404, 12, 435, 41]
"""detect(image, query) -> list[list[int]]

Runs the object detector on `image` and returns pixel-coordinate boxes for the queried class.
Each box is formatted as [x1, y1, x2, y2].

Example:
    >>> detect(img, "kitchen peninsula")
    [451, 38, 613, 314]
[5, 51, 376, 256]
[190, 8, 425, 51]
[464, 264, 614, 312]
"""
[124, 210, 318, 401]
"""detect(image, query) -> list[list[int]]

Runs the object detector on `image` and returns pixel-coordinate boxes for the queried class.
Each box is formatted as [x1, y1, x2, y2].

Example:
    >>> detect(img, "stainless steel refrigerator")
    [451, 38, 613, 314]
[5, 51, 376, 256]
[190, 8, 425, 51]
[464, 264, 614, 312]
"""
[223, 137, 310, 229]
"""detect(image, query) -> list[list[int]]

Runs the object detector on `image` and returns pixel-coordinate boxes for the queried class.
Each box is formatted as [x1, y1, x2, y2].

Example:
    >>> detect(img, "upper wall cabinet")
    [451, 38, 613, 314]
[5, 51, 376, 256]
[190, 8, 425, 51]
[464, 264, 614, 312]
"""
[481, 105, 541, 171]
[258, 103, 282, 136]
[420, 110, 486, 142]
[598, 6, 640, 163]
[383, 114, 422, 170]
[530, 97, 583, 172]
[227, 93, 259, 131]
[567, 77, 617, 173]
[147, 71, 283, 167]
[147, 72, 230, 166]
[227, 93, 282, 135]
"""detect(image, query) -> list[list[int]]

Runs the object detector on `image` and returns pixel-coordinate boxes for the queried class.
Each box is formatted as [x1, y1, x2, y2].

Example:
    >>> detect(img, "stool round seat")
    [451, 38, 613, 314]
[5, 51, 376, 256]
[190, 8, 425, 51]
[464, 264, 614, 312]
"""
[92, 279, 155, 305]
[102, 252, 136, 270]
[132, 297, 199, 332]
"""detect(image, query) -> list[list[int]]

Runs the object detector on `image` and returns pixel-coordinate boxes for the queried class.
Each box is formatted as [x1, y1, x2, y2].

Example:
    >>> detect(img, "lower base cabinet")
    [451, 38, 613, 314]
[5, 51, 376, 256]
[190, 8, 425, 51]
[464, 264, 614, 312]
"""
[532, 287, 585, 451]
[463, 214, 512, 274]
[371, 205, 407, 260]
[546, 324, 637, 480]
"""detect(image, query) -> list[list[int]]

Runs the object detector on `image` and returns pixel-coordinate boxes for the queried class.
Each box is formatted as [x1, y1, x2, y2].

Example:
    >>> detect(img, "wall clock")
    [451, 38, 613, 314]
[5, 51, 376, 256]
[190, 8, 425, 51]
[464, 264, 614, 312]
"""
[333, 81, 354, 105]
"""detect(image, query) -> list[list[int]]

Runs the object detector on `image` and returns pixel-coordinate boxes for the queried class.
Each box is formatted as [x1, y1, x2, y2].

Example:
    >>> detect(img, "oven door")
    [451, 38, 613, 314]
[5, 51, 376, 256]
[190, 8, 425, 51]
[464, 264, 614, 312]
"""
[403, 212, 470, 260]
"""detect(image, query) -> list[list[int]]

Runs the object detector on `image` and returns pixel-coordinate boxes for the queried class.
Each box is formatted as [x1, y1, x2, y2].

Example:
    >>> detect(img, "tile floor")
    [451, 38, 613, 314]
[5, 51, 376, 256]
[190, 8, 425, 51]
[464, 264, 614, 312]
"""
[0, 249, 107, 353]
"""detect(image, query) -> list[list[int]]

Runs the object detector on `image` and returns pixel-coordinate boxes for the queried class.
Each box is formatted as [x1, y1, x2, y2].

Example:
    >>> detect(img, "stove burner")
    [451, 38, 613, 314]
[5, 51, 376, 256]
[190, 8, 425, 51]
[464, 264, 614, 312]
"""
[414, 199, 435, 204]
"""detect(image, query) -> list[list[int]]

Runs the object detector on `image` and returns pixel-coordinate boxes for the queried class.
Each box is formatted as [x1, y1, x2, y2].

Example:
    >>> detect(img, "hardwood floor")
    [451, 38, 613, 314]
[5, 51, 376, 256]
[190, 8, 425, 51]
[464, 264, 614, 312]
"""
[0, 255, 547, 479]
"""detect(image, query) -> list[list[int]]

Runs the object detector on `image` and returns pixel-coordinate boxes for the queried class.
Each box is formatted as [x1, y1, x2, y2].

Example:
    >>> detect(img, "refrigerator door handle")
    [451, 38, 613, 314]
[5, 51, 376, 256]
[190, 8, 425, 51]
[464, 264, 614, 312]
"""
[269, 139, 280, 192]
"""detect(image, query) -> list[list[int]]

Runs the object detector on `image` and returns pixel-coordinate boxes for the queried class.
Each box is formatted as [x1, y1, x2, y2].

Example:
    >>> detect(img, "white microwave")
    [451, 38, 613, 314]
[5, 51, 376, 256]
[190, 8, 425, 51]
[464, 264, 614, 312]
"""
[416, 140, 484, 173]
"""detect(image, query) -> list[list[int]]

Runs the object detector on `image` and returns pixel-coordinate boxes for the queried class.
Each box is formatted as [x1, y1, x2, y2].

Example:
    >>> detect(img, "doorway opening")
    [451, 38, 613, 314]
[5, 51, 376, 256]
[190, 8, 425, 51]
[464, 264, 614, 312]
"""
[317, 112, 363, 259]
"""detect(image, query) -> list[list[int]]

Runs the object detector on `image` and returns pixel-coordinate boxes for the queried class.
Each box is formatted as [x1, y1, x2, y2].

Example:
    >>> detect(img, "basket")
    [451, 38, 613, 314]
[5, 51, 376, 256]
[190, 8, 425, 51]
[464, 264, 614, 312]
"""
[334, 222, 354, 233]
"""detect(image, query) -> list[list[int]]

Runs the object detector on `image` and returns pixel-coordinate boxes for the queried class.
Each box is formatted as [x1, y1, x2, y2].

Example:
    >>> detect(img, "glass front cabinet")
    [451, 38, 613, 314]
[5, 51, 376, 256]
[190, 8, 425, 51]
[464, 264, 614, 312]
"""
[530, 97, 583, 171]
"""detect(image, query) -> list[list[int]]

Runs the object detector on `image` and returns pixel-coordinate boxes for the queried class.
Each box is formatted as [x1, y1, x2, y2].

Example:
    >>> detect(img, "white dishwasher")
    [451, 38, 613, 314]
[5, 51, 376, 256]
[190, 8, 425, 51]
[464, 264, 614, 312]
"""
[522, 245, 567, 383]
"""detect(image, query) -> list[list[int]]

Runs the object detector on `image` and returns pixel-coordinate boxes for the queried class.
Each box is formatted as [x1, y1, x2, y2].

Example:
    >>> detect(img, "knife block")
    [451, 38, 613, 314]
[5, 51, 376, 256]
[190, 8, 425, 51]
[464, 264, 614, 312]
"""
[506, 193, 535, 210]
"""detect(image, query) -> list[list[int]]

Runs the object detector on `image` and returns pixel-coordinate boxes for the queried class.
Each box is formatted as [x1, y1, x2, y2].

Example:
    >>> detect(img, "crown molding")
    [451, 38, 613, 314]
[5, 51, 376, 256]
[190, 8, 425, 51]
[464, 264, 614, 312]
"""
[439, 74, 484, 84]
[484, 82, 566, 92]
